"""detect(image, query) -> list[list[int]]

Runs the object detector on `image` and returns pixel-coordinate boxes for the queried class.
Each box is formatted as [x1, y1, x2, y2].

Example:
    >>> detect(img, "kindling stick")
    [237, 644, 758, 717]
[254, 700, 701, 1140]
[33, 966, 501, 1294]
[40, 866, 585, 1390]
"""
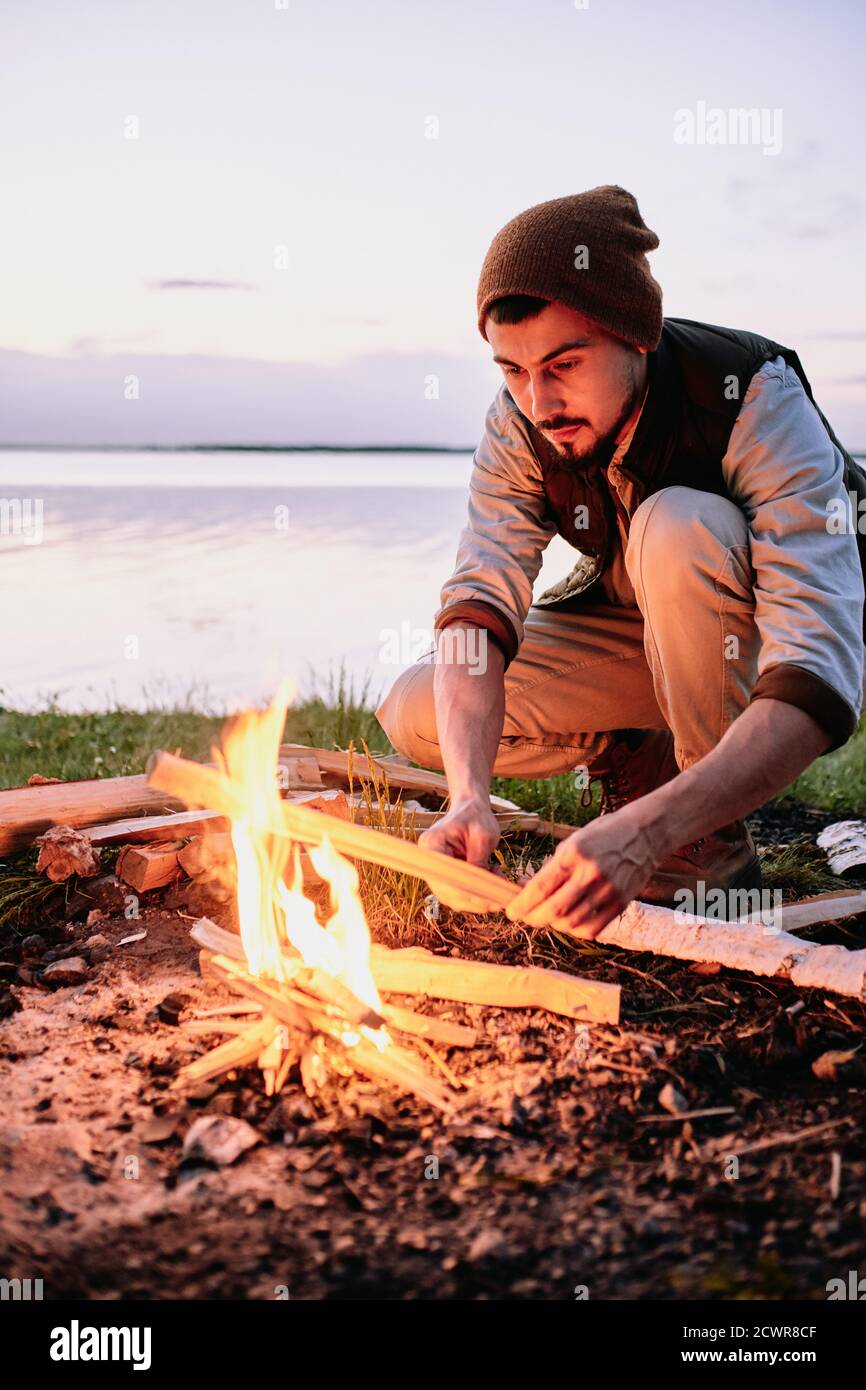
[147, 750, 518, 910]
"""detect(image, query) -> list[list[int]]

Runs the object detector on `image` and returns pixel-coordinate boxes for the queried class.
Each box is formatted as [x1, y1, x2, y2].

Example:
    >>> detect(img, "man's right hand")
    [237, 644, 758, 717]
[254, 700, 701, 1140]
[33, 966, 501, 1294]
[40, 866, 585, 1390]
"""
[417, 795, 504, 913]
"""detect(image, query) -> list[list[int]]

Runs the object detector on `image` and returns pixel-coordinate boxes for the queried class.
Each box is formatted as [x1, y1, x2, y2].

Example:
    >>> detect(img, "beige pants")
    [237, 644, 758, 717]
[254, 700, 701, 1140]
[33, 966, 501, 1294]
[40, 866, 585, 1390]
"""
[376, 486, 760, 777]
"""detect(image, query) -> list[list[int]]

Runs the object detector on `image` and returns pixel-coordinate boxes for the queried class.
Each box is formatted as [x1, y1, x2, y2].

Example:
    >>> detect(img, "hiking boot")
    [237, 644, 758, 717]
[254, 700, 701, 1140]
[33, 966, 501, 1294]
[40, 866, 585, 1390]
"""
[639, 820, 762, 912]
[584, 728, 679, 815]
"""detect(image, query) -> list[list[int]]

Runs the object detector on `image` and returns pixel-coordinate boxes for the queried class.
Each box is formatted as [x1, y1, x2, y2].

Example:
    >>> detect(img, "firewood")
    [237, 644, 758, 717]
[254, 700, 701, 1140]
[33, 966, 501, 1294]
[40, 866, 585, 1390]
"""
[147, 750, 518, 909]
[0, 775, 186, 854]
[116, 841, 186, 892]
[193, 925, 384, 1030]
[190, 916, 618, 1025]
[176, 1018, 278, 1085]
[205, 952, 451, 1108]
[378, 1004, 477, 1048]
[369, 944, 620, 1023]
[776, 889, 866, 932]
[280, 755, 324, 790]
[177, 833, 234, 878]
[279, 743, 522, 814]
[85, 809, 228, 846]
[599, 900, 866, 1000]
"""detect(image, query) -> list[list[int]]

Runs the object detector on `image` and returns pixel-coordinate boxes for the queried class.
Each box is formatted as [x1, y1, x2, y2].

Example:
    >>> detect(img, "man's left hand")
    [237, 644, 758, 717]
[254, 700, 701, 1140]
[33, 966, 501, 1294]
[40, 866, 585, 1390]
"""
[505, 808, 661, 938]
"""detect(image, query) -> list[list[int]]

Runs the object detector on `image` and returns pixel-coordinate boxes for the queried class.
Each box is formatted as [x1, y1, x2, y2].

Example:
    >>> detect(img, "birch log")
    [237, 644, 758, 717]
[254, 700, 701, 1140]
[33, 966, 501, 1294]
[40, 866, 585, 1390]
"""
[599, 900, 866, 999]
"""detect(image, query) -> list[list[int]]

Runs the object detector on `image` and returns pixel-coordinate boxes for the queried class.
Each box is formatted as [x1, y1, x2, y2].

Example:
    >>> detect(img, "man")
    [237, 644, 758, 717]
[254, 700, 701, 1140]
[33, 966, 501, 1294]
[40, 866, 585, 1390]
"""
[376, 186, 866, 937]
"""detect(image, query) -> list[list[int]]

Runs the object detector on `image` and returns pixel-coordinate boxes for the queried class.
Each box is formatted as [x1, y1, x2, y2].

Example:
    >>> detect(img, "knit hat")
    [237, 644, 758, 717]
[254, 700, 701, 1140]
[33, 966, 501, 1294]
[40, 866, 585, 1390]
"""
[476, 185, 663, 350]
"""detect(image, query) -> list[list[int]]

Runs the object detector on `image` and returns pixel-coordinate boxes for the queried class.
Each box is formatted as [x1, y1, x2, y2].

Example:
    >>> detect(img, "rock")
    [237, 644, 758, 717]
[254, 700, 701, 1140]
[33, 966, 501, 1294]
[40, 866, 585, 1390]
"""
[658, 1082, 688, 1115]
[85, 910, 106, 928]
[20, 934, 47, 960]
[42, 957, 90, 987]
[182, 1114, 261, 1167]
[84, 933, 110, 949]
[157, 993, 189, 1027]
[467, 1228, 506, 1262]
[35, 826, 101, 882]
[88, 947, 111, 966]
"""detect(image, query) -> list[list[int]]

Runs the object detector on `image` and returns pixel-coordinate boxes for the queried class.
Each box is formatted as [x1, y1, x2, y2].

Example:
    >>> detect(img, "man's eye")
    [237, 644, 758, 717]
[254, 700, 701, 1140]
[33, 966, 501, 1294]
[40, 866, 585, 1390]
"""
[556, 359, 580, 370]
[504, 365, 523, 376]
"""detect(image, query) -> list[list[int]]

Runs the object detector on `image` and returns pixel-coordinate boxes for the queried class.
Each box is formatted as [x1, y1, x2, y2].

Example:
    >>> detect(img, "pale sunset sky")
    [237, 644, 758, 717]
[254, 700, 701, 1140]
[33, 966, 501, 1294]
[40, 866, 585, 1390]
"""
[1, 0, 864, 446]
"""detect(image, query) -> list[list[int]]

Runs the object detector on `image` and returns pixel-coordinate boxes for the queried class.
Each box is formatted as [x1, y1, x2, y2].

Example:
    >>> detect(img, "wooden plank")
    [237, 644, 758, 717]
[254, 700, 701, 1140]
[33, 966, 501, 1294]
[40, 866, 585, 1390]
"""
[0, 775, 187, 855]
[87, 809, 227, 846]
[279, 743, 522, 814]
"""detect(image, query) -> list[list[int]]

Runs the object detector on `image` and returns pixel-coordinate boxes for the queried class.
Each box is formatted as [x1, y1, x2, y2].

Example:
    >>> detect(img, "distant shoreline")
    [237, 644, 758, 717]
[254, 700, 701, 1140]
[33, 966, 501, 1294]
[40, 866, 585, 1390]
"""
[1, 442, 863, 459]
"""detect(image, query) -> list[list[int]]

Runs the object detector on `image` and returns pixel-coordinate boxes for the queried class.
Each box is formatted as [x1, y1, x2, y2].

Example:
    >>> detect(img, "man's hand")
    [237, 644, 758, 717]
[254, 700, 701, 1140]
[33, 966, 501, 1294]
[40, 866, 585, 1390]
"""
[418, 796, 505, 913]
[506, 805, 660, 937]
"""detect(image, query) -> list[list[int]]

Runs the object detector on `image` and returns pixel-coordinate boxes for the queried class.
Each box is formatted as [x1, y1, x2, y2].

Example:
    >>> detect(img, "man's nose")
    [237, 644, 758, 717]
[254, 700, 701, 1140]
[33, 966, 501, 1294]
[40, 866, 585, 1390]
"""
[527, 372, 564, 425]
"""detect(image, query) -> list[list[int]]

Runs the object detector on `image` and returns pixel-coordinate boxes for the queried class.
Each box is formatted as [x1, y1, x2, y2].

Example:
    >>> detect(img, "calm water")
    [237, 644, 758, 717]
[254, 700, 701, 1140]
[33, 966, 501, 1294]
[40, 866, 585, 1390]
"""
[0, 451, 574, 712]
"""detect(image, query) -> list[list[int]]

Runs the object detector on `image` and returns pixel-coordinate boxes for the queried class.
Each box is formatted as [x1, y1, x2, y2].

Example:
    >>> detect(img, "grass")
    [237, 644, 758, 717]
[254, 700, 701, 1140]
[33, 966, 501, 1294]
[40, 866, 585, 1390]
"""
[2, 672, 865, 942]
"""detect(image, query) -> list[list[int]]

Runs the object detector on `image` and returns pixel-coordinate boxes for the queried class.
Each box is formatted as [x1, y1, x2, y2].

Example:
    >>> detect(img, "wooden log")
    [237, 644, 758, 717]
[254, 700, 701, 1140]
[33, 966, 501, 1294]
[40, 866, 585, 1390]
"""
[279, 743, 522, 814]
[0, 775, 186, 855]
[599, 900, 866, 1000]
[279, 756, 324, 790]
[177, 833, 234, 878]
[147, 750, 517, 910]
[191, 916, 618, 1025]
[369, 944, 620, 1023]
[776, 889, 866, 933]
[116, 840, 186, 892]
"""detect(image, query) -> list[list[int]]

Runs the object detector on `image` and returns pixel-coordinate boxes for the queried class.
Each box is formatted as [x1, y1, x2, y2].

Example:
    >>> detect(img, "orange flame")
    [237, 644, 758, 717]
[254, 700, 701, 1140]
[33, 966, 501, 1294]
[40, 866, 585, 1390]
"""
[218, 679, 384, 1023]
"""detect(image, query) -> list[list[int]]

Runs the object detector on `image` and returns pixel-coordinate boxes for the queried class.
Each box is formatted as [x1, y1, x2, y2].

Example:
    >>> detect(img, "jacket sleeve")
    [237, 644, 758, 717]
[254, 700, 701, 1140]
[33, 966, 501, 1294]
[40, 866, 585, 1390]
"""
[722, 355, 865, 750]
[434, 387, 556, 665]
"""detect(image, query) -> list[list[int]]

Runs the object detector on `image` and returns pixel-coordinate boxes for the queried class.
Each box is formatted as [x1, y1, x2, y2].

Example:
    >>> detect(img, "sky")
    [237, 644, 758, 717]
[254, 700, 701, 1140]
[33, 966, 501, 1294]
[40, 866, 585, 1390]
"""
[2, 0, 865, 446]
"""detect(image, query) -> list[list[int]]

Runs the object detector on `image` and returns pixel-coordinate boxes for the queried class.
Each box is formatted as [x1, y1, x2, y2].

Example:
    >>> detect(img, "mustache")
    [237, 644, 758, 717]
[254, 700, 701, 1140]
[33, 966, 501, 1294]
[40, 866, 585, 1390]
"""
[537, 417, 589, 432]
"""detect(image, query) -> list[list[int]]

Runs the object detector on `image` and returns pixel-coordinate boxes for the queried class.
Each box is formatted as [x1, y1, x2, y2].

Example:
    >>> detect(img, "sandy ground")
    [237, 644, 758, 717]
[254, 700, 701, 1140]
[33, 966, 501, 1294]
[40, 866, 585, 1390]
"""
[1, 863, 865, 1300]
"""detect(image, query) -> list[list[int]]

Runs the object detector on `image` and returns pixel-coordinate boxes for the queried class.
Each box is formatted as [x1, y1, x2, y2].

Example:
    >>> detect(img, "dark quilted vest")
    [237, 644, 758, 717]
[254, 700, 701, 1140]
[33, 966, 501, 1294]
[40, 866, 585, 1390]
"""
[523, 317, 866, 635]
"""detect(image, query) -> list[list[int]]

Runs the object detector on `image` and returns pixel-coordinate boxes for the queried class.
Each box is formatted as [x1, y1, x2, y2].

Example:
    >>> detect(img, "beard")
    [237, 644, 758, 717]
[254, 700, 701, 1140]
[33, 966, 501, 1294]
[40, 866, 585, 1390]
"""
[539, 370, 645, 467]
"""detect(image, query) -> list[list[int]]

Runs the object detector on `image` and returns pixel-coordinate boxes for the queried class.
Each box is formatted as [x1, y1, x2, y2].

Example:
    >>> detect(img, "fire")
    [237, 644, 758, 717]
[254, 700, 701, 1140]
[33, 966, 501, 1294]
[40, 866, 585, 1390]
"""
[218, 679, 385, 1051]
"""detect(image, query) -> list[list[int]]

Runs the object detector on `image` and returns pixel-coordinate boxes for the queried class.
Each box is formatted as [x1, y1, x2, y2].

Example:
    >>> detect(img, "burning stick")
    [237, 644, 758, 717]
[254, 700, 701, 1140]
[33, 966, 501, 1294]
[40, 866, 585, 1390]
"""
[147, 749, 517, 910]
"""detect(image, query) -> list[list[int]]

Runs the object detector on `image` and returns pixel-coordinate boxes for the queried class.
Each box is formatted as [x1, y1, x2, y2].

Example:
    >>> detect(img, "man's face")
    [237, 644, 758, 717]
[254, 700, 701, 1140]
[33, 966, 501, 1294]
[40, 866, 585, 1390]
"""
[485, 301, 648, 466]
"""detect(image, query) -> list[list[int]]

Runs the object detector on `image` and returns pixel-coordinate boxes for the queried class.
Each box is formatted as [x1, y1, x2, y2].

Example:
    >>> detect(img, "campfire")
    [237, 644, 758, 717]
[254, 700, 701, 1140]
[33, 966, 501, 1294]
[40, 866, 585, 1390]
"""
[146, 681, 619, 1110]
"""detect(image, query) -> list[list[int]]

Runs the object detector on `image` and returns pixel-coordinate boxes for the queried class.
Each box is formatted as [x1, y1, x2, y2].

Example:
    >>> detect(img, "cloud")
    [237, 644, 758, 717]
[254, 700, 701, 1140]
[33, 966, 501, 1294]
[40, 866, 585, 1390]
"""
[148, 278, 259, 292]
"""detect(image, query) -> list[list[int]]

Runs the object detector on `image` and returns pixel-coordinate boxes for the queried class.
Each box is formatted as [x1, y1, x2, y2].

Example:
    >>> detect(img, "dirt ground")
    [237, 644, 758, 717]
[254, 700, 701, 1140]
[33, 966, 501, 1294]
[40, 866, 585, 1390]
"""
[1, 806, 865, 1301]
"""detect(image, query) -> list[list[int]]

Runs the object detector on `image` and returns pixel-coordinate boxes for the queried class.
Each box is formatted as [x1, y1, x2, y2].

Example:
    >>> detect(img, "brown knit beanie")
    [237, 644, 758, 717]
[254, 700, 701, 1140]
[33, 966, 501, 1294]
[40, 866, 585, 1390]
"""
[476, 185, 663, 350]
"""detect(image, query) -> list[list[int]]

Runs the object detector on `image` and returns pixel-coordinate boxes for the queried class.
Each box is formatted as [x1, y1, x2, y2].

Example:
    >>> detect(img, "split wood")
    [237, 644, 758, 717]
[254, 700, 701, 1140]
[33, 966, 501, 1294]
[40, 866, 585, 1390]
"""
[191, 916, 619, 1024]
[148, 748, 866, 998]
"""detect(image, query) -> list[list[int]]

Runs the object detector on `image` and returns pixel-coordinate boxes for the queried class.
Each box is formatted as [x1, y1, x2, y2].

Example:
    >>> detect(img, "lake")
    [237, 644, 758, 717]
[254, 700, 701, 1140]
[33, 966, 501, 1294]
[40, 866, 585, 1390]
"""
[0, 451, 575, 713]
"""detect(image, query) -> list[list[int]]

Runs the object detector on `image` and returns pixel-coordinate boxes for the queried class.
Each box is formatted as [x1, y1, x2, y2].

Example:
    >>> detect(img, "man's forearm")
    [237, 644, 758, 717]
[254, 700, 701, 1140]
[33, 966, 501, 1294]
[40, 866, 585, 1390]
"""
[638, 698, 832, 858]
[433, 622, 506, 803]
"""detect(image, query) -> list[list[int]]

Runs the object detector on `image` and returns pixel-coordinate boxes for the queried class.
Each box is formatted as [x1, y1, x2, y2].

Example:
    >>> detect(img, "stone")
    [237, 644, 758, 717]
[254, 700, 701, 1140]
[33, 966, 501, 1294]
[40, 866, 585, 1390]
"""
[182, 1114, 261, 1167]
[42, 957, 90, 986]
